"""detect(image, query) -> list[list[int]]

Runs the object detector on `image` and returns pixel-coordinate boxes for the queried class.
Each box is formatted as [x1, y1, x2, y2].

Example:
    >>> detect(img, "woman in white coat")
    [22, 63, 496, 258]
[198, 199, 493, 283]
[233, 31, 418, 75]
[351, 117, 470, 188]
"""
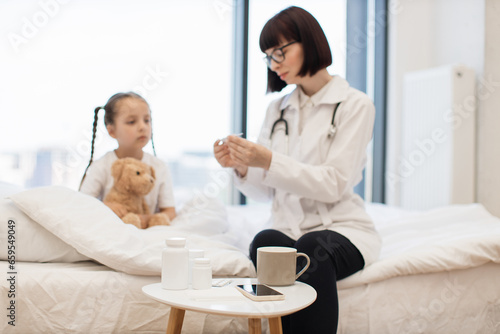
[213, 6, 381, 333]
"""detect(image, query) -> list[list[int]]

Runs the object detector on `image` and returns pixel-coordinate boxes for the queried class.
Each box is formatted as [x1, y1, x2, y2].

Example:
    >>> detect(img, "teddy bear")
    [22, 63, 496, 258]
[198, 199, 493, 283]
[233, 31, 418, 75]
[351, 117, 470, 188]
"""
[103, 157, 170, 229]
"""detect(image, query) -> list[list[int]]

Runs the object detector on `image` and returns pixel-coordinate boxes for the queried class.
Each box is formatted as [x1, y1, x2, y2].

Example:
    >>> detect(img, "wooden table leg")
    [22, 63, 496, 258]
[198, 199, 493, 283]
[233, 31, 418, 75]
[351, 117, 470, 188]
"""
[166, 307, 185, 334]
[248, 318, 262, 334]
[268, 316, 283, 334]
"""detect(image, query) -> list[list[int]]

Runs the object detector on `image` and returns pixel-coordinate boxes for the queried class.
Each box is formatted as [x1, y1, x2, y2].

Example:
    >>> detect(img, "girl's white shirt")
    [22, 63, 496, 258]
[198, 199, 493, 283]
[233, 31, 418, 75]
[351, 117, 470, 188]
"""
[80, 151, 176, 213]
[235, 75, 382, 266]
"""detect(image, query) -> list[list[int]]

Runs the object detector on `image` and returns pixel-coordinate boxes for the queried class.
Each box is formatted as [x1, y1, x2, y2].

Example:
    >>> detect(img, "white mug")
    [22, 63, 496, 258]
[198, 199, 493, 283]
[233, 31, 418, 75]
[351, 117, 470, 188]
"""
[257, 246, 310, 286]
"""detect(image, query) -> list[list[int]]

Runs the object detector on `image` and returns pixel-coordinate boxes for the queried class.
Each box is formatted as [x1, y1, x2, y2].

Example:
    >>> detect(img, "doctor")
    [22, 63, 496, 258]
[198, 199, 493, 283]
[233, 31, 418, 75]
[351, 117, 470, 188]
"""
[213, 6, 381, 333]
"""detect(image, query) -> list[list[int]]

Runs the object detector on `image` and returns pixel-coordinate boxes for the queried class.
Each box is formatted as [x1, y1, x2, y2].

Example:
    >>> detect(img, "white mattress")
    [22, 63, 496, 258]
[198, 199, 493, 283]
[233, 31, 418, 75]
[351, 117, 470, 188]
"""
[338, 262, 500, 333]
[0, 261, 251, 334]
[2, 260, 499, 333]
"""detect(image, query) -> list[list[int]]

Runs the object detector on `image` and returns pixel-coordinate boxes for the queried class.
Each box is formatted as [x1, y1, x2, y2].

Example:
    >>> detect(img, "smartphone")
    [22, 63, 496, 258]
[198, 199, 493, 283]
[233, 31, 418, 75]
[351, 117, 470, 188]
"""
[235, 284, 285, 301]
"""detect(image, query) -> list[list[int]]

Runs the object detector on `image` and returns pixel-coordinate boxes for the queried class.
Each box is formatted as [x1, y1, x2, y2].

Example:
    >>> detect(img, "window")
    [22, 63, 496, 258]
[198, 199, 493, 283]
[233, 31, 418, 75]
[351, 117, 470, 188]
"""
[0, 0, 234, 204]
[1, 1, 384, 205]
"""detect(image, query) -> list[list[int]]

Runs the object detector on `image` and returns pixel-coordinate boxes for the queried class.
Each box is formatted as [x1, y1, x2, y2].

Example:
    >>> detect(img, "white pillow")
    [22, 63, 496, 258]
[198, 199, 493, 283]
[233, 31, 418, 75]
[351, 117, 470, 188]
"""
[0, 197, 90, 263]
[10, 186, 255, 277]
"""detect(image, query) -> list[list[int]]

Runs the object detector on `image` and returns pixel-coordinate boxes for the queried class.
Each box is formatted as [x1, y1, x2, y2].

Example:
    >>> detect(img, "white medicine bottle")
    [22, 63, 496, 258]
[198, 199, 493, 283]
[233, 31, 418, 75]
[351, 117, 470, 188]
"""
[188, 249, 205, 286]
[192, 258, 212, 290]
[161, 237, 188, 290]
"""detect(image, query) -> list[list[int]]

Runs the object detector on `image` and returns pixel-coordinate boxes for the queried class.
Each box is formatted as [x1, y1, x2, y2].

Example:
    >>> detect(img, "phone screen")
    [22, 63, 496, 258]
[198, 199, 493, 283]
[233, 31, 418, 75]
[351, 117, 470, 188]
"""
[237, 284, 283, 296]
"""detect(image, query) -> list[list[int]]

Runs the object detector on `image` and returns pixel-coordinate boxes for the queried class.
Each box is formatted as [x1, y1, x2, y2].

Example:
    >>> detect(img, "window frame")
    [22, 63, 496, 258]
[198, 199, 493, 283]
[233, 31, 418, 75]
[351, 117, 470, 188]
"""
[231, 0, 250, 204]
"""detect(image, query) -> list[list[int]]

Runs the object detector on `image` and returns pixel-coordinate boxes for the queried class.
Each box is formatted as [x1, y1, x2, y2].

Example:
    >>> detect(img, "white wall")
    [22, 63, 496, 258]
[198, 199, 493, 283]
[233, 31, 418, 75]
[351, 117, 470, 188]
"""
[386, 0, 500, 216]
[477, 0, 500, 217]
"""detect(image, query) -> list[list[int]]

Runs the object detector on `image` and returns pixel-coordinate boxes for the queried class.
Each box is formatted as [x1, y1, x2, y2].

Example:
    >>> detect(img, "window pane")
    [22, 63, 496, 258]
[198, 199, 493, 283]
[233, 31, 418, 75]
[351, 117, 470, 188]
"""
[0, 1, 233, 204]
[247, 0, 347, 143]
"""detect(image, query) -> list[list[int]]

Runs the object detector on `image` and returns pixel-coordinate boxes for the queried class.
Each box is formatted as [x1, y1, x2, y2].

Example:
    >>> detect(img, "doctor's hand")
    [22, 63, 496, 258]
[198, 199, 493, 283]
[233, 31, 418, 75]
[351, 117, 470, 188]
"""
[213, 138, 249, 177]
[225, 135, 272, 171]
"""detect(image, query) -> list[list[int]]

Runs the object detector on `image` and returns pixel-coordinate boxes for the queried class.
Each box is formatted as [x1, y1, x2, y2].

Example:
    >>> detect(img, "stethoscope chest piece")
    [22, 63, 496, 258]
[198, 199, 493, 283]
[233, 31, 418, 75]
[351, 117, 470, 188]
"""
[328, 124, 337, 139]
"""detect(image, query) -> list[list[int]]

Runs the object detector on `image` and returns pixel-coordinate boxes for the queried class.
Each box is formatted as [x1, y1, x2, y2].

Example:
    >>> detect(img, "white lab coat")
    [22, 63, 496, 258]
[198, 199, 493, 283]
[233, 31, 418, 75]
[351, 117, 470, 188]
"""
[235, 76, 381, 266]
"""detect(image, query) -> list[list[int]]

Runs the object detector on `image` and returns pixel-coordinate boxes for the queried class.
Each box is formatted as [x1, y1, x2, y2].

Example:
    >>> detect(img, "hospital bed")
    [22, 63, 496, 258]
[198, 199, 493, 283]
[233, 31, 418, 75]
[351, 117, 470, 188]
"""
[1, 184, 500, 333]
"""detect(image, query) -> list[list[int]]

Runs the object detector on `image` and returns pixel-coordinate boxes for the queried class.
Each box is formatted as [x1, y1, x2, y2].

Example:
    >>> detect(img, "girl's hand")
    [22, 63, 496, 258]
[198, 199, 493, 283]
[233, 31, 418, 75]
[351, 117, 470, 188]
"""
[226, 135, 272, 171]
[160, 207, 176, 221]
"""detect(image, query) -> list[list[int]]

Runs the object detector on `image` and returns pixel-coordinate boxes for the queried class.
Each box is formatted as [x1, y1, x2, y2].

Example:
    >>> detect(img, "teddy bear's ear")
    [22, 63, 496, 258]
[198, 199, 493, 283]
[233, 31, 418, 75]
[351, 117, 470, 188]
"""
[111, 159, 126, 181]
[149, 165, 156, 180]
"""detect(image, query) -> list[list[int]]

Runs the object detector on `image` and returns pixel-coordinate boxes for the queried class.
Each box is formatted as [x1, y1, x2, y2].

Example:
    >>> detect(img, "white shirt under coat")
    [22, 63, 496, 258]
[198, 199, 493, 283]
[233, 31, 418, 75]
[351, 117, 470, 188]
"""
[235, 76, 382, 266]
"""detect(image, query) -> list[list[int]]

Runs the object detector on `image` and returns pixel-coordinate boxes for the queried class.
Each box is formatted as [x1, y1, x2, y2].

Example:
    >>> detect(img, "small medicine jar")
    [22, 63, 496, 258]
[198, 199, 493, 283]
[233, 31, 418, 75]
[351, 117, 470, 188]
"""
[189, 249, 205, 285]
[161, 237, 188, 290]
[192, 258, 212, 290]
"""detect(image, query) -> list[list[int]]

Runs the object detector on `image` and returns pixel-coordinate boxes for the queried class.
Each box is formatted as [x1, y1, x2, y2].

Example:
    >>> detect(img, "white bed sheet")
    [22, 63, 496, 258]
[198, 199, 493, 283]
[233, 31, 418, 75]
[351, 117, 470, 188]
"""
[340, 203, 500, 288]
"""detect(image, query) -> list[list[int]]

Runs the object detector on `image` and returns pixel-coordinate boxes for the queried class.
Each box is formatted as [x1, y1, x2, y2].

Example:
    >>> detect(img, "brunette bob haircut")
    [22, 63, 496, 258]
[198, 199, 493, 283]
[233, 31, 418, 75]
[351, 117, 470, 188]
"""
[260, 6, 332, 93]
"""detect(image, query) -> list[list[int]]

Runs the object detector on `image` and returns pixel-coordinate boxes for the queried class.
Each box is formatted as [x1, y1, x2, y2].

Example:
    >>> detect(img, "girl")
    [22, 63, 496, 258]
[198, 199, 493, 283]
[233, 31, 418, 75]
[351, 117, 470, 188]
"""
[80, 92, 176, 227]
[213, 6, 381, 333]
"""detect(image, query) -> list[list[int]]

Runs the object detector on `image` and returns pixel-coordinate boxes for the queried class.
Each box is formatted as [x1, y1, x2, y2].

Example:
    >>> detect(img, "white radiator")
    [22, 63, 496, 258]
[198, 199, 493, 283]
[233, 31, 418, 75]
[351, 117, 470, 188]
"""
[399, 64, 476, 210]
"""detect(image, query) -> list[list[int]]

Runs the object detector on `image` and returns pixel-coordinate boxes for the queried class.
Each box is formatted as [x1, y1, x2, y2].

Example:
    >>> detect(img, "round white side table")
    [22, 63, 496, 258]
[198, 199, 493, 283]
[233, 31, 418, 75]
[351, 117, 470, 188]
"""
[143, 278, 316, 334]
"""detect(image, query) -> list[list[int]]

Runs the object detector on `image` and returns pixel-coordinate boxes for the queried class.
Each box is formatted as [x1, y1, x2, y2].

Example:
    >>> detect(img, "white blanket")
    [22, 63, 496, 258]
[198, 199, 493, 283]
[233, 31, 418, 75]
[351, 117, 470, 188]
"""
[339, 203, 500, 289]
[3, 185, 500, 288]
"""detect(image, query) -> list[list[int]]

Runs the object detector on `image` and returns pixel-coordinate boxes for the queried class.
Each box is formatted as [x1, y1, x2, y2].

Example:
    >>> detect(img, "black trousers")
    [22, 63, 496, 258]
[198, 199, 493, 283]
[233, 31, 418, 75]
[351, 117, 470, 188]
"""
[249, 229, 365, 334]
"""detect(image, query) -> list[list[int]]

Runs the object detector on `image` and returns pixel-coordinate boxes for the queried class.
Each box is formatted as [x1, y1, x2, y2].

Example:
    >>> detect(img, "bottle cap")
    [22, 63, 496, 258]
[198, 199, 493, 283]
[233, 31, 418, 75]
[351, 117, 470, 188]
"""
[165, 237, 186, 247]
[194, 258, 210, 265]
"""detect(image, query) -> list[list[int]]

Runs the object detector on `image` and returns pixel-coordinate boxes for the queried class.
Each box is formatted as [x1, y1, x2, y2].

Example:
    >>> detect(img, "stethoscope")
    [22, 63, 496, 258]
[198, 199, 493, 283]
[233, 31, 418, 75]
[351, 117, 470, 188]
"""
[269, 102, 341, 154]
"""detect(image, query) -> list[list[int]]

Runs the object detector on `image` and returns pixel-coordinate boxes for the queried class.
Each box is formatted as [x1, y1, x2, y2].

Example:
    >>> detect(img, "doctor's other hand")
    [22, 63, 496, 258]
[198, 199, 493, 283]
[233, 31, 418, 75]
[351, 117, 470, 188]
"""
[225, 135, 272, 171]
[213, 138, 249, 177]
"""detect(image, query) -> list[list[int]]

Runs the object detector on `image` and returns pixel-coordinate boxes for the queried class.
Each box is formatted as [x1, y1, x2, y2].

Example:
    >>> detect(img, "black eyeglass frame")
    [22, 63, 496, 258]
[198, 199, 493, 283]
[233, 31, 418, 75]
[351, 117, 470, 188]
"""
[263, 41, 298, 68]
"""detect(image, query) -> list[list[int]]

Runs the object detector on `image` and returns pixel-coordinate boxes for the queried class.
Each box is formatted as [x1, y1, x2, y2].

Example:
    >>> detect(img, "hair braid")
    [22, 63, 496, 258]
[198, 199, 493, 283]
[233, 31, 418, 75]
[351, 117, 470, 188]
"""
[150, 118, 157, 156]
[151, 134, 157, 156]
[79, 106, 102, 190]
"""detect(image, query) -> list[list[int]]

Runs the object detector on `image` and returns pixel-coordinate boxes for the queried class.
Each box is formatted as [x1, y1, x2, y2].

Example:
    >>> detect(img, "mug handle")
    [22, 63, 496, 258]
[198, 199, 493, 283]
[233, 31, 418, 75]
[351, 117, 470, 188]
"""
[295, 252, 311, 280]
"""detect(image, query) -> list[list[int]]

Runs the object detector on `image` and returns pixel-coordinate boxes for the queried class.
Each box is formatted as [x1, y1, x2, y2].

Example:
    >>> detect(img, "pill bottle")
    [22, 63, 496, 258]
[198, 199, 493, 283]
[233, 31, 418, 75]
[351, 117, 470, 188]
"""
[192, 258, 212, 290]
[161, 237, 188, 290]
[188, 249, 205, 286]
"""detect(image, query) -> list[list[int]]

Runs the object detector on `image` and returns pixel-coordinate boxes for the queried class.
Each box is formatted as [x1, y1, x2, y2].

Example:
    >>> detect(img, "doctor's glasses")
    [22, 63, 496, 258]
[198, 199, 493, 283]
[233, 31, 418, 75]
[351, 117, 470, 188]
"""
[263, 41, 298, 69]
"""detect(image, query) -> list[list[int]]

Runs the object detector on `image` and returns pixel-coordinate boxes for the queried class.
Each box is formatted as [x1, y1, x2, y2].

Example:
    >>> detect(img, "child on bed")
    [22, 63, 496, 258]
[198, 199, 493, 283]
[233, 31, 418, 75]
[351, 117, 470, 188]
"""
[79, 92, 176, 225]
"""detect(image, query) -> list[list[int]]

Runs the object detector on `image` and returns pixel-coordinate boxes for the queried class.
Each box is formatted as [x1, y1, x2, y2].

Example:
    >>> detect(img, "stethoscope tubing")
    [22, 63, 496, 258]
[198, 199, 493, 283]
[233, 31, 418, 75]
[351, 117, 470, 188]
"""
[270, 108, 288, 137]
[269, 102, 341, 155]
